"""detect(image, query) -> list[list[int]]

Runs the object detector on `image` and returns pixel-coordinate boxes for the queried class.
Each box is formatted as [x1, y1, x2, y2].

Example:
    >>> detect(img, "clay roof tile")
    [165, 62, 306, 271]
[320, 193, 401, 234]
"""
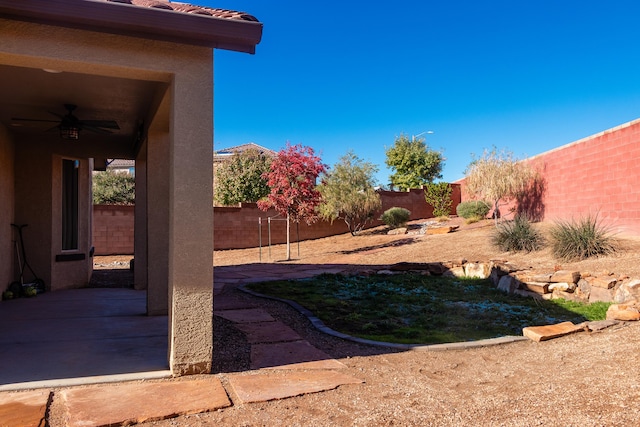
[102, 0, 258, 22]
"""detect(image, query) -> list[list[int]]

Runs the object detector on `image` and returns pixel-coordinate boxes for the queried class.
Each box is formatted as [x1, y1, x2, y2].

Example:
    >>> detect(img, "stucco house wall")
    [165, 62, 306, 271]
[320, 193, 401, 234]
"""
[1, 0, 261, 377]
[0, 124, 14, 289]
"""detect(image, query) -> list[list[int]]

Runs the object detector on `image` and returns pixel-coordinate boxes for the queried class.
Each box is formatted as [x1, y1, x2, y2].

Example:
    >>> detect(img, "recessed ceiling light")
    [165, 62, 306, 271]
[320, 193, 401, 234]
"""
[42, 69, 63, 74]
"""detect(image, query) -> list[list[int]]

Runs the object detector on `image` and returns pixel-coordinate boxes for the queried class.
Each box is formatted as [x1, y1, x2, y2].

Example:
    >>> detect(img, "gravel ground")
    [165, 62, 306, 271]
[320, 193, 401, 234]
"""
[98, 218, 640, 426]
[142, 287, 640, 426]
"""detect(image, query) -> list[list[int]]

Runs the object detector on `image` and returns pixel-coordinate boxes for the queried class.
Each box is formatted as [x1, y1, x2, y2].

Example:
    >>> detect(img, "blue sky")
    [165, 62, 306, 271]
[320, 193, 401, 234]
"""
[209, 1, 640, 184]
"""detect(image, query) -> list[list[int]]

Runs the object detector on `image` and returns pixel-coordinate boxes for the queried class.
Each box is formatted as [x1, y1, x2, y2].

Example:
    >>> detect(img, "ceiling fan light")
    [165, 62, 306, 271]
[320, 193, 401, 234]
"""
[60, 125, 80, 140]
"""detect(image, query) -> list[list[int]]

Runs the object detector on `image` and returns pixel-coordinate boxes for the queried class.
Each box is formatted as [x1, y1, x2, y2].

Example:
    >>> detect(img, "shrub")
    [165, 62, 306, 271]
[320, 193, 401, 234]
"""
[549, 214, 617, 261]
[492, 215, 544, 252]
[93, 170, 135, 205]
[424, 182, 453, 218]
[380, 207, 411, 229]
[456, 200, 490, 219]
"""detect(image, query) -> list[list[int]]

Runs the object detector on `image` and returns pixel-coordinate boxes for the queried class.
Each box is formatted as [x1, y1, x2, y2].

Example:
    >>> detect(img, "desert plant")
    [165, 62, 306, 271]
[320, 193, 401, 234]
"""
[380, 207, 410, 229]
[456, 200, 491, 219]
[464, 147, 534, 224]
[318, 151, 382, 236]
[492, 215, 544, 252]
[549, 214, 617, 261]
[424, 182, 453, 218]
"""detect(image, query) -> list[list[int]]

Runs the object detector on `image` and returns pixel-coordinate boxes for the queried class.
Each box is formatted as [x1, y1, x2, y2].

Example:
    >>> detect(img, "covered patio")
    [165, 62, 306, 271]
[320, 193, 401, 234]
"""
[0, 0, 262, 383]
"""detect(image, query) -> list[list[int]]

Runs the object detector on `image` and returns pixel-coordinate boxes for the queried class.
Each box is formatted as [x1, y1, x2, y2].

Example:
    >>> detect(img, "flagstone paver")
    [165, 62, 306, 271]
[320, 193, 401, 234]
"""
[251, 340, 347, 370]
[0, 390, 49, 427]
[214, 308, 275, 323]
[62, 379, 230, 426]
[213, 296, 258, 311]
[1, 265, 365, 425]
[522, 321, 586, 342]
[234, 321, 302, 344]
[227, 371, 364, 404]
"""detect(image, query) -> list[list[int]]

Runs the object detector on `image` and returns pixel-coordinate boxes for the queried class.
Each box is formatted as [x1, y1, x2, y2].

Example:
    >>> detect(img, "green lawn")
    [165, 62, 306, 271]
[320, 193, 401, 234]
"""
[247, 273, 610, 344]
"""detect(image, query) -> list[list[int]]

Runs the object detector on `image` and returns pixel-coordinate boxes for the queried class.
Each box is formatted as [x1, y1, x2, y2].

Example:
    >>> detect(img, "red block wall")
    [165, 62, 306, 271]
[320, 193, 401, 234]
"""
[214, 185, 461, 250]
[459, 118, 640, 235]
[91, 184, 462, 253]
[92, 205, 135, 255]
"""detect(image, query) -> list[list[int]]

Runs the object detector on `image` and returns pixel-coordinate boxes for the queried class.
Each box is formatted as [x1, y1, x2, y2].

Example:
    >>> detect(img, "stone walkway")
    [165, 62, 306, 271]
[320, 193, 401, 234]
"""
[0, 264, 364, 426]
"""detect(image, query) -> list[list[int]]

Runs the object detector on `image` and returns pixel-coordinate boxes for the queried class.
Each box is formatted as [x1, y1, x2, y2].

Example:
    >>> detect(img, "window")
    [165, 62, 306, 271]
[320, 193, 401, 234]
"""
[62, 159, 79, 250]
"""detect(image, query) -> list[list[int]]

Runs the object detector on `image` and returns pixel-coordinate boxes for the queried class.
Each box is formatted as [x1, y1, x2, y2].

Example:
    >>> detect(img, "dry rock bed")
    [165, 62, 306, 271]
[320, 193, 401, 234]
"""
[153, 219, 640, 425]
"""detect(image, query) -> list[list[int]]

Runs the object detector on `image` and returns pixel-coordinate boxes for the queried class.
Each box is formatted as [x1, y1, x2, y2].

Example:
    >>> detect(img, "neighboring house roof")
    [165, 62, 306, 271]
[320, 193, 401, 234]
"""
[214, 142, 276, 161]
[107, 159, 135, 168]
[0, 0, 262, 53]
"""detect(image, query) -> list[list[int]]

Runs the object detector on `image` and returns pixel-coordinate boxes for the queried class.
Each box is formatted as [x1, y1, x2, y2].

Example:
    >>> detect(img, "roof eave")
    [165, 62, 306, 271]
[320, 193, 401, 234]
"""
[0, 0, 262, 54]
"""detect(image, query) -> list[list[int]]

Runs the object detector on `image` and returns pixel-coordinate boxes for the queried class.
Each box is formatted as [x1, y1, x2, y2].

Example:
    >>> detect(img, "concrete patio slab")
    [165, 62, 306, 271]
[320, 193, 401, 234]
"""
[214, 308, 275, 323]
[234, 321, 302, 344]
[62, 379, 230, 426]
[0, 389, 50, 427]
[228, 371, 364, 404]
[251, 340, 346, 370]
[0, 289, 168, 388]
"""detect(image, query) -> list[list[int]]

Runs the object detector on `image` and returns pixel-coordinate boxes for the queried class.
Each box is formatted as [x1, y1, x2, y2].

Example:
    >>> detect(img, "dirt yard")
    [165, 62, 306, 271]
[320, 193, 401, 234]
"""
[118, 218, 640, 426]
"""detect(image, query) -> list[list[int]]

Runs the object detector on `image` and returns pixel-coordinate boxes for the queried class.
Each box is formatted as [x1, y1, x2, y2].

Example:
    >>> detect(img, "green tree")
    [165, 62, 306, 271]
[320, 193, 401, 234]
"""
[385, 134, 444, 191]
[318, 151, 382, 236]
[424, 182, 453, 218]
[92, 170, 135, 205]
[214, 148, 273, 206]
[464, 147, 533, 224]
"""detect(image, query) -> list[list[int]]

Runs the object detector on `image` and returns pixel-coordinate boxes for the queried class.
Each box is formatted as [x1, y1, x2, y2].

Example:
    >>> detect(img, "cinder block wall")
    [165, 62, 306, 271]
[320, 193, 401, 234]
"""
[459, 118, 640, 235]
[92, 184, 461, 253]
[213, 185, 461, 250]
[530, 119, 640, 235]
[92, 205, 135, 255]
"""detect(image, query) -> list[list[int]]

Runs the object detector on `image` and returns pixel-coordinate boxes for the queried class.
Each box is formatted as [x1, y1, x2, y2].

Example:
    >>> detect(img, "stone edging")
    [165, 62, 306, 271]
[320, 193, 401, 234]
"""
[238, 285, 529, 351]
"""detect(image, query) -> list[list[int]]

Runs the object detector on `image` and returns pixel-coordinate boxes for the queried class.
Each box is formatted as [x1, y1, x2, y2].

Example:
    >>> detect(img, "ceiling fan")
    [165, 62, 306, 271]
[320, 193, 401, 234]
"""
[11, 104, 120, 140]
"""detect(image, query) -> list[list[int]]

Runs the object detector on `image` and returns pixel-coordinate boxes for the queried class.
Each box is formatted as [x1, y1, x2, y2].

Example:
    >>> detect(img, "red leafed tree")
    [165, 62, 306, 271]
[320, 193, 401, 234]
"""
[258, 143, 326, 260]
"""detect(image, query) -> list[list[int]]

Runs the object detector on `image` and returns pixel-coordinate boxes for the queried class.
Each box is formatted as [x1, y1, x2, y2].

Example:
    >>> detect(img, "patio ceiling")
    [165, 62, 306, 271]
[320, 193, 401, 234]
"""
[0, 0, 263, 160]
[0, 63, 166, 159]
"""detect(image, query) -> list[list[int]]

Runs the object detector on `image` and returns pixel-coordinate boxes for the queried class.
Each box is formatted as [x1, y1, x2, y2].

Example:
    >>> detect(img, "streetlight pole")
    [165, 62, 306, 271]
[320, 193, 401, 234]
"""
[412, 130, 434, 142]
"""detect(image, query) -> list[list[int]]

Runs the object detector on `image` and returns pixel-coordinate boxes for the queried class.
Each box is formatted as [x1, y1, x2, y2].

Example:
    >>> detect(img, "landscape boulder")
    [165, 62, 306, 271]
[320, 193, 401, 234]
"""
[497, 275, 519, 294]
[464, 262, 492, 279]
[550, 270, 580, 284]
[606, 303, 640, 321]
[587, 276, 617, 289]
[614, 279, 640, 303]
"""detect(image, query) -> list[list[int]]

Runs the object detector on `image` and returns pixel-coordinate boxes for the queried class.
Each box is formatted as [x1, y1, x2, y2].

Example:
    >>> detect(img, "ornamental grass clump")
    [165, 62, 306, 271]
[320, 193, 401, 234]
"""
[492, 215, 544, 252]
[549, 214, 617, 261]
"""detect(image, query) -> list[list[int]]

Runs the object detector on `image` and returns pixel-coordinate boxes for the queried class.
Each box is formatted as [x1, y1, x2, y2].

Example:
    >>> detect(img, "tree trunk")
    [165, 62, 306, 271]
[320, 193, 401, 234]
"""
[286, 213, 291, 261]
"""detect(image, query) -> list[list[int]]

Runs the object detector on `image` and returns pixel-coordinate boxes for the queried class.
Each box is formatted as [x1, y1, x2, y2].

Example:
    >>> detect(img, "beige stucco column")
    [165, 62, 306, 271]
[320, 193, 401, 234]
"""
[167, 59, 214, 375]
[133, 142, 148, 292]
[146, 130, 171, 315]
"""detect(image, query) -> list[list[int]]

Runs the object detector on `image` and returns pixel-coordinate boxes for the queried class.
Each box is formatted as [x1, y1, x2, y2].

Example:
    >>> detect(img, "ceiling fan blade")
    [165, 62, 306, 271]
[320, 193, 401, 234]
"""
[48, 111, 65, 120]
[83, 125, 114, 134]
[81, 120, 120, 130]
[11, 117, 60, 123]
